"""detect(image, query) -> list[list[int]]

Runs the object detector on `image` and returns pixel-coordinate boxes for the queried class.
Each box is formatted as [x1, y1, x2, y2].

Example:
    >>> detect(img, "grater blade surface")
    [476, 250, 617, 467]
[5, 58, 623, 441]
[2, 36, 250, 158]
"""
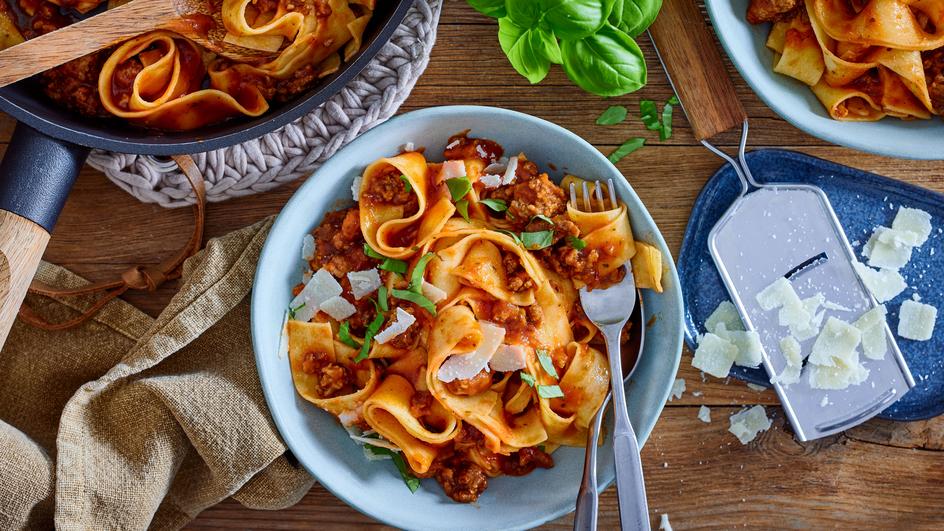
[709, 184, 915, 441]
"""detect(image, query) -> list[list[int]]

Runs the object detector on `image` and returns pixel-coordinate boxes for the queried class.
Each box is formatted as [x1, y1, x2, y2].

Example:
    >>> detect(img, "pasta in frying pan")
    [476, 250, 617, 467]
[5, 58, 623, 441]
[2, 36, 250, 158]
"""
[282, 133, 665, 502]
[747, 0, 944, 121]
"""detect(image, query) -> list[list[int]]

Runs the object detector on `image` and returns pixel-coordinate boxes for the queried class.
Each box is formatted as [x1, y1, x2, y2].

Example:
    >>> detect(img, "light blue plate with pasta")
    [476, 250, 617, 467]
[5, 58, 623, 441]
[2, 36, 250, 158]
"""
[250, 106, 684, 530]
[706, 0, 944, 160]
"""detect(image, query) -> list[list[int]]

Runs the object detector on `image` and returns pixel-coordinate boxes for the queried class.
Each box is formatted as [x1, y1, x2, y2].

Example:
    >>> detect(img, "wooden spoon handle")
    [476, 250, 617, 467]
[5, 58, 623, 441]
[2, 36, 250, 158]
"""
[0, 0, 178, 88]
[0, 211, 49, 348]
[648, 0, 747, 141]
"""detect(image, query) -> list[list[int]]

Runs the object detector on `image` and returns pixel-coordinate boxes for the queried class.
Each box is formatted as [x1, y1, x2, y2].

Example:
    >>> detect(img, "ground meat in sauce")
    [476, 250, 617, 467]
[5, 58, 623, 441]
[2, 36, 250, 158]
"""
[499, 447, 554, 476]
[444, 368, 492, 396]
[502, 253, 534, 292]
[485, 172, 568, 225]
[487, 300, 528, 334]
[924, 49, 944, 114]
[443, 132, 504, 163]
[409, 390, 434, 419]
[746, 0, 800, 24]
[541, 245, 603, 286]
[311, 208, 376, 278]
[40, 52, 110, 117]
[387, 305, 422, 349]
[300, 351, 351, 398]
[362, 165, 417, 206]
[435, 455, 488, 503]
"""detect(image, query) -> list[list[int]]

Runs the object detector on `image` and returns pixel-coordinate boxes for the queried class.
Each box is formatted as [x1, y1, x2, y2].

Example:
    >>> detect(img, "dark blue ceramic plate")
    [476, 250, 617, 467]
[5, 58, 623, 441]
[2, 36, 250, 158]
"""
[679, 149, 944, 421]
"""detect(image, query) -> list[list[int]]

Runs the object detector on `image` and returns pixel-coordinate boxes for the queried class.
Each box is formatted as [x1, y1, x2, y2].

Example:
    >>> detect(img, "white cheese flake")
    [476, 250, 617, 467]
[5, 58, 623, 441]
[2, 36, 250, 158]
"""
[502, 156, 519, 185]
[809, 360, 869, 390]
[756, 277, 798, 311]
[351, 175, 363, 201]
[717, 329, 764, 368]
[853, 262, 907, 303]
[705, 300, 745, 333]
[891, 207, 932, 247]
[659, 513, 673, 531]
[669, 378, 686, 401]
[289, 268, 343, 322]
[854, 305, 888, 360]
[479, 173, 503, 189]
[400, 142, 416, 153]
[319, 296, 356, 321]
[301, 233, 315, 261]
[374, 307, 417, 345]
[808, 317, 862, 368]
[437, 322, 505, 382]
[728, 405, 772, 444]
[898, 300, 938, 341]
[771, 335, 802, 386]
[864, 227, 913, 270]
[692, 333, 738, 378]
[421, 280, 448, 304]
[347, 268, 382, 300]
[697, 406, 712, 424]
[489, 344, 528, 372]
[440, 159, 466, 181]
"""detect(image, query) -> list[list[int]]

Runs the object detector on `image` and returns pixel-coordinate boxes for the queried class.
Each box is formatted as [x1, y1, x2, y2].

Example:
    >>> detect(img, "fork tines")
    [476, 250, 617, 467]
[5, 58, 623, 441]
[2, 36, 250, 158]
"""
[569, 178, 618, 212]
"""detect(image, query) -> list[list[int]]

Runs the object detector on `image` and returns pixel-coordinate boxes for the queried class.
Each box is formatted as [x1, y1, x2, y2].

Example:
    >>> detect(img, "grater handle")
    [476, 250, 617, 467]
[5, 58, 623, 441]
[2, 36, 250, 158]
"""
[647, 0, 747, 141]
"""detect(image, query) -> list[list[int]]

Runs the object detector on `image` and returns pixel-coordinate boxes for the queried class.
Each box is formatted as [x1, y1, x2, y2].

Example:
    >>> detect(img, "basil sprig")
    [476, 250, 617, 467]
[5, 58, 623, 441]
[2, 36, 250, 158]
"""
[391, 252, 439, 315]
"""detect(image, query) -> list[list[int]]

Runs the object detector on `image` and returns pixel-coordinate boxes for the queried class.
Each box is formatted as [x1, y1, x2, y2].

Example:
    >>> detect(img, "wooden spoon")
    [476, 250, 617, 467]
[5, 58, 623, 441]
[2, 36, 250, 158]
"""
[0, 0, 277, 88]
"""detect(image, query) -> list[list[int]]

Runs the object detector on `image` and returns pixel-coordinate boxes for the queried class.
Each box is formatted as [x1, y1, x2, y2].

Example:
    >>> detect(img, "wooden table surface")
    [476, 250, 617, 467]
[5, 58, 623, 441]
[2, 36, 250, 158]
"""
[2, 1, 943, 528]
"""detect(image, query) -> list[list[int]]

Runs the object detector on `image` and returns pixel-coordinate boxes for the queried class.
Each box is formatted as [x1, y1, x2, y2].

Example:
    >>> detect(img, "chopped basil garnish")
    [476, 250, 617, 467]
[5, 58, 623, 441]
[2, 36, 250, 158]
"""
[660, 97, 675, 141]
[608, 138, 645, 164]
[338, 321, 359, 349]
[378, 285, 389, 312]
[392, 288, 437, 315]
[380, 258, 408, 275]
[363, 243, 385, 259]
[567, 235, 587, 250]
[364, 445, 421, 493]
[640, 99, 660, 132]
[596, 105, 628, 125]
[408, 253, 437, 293]
[456, 199, 471, 222]
[287, 302, 306, 319]
[445, 176, 472, 202]
[399, 174, 413, 193]
[355, 313, 385, 362]
[537, 384, 565, 399]
[496, 229, 524, 247]
[520, 230, 554, 250]
[537, 349, 559, 379]
[530, 214, 555, 226]
[480, 198, 508, 212]
[520, 372, 536, 387]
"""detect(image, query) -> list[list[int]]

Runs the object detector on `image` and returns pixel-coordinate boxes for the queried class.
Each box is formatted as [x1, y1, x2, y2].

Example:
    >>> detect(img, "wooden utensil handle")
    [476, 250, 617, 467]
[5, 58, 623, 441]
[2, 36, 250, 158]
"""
[648, 0, 747, 140]
[0, 0, 178, 88]
[0, 212, 50, 348]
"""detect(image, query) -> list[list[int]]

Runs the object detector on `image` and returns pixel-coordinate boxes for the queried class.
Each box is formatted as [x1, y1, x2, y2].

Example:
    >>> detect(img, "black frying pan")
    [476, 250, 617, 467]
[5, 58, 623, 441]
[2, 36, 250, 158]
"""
[0, 0, 412, 348]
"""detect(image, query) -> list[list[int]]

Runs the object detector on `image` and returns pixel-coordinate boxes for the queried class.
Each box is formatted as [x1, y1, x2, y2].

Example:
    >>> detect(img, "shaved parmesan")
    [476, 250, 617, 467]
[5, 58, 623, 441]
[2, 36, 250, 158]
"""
[692, 333, 738, 378]
[860, 325, 888, 360]
[351, 175, 363, 201]
[437, 322, 505, 382]
[822, 301, 852, 312]
[779, 335, 803, 368]
[502, 156, 519, 185]
[864, 227, 912, 270]
[898, 300, 937, 341]
[697, 405, 711, 423]
[479, 174, 503, 188]
[302, 233, 315, 261]
[853, 262, 907, 303]
[808, 317, 862, 368]
[705, 300, 744, 333]
[483, 157, 508, 175]
[347, 268, 381, 300]
[659, 513, 673, 531]
[728, 405, 772, 444]
[338, 409, 361, 427]
[400, 142, 416, 153]
[440, 159, 466, 180]
[374, 307, 417, 345]
[756, 277, 798, 311]
[421, 280, 448, 304]
[669, 378, 686, 401]
[809, 360, 869, 390]
[853, 304, 887, 333]
[320, 296, 356, 320]
[289, 268, 343, 322]
[717, 329, 763, 368]
[891, 207, 932, 247]
[349, 433, 401, 451]
[489, 344, 528, 372]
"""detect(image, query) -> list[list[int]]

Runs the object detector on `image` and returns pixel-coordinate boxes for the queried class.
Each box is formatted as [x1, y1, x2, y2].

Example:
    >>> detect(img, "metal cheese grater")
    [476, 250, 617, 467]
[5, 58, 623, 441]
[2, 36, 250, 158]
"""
[646, 0, 915, 442]
[703, 123, 915, 441]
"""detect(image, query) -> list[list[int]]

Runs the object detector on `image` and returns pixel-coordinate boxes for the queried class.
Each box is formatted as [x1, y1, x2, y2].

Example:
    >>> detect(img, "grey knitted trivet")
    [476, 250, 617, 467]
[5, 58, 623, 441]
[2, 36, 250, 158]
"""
[87, 0, 441, 208]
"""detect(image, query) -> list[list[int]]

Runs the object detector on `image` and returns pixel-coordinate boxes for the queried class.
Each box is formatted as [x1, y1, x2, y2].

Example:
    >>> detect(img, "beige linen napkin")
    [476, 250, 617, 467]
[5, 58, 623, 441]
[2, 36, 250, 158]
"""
[0, 217, 314, 530]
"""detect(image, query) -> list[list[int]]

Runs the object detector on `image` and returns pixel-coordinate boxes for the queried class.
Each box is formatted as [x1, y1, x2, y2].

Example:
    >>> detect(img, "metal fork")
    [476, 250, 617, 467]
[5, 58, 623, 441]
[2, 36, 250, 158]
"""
[570, 180, 650, 531]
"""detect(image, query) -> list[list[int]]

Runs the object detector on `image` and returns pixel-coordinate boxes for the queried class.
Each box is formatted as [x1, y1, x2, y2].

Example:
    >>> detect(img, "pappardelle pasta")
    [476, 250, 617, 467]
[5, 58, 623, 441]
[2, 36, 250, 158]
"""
[284, 133, 665, 502]
[747, 0, 944, 121]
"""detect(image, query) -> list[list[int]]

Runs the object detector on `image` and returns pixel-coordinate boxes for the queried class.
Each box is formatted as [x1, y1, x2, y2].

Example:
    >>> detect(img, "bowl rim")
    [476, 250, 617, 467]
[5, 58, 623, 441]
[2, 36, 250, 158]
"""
[250, 105, 684, 529]
[704, 0, 944, 161]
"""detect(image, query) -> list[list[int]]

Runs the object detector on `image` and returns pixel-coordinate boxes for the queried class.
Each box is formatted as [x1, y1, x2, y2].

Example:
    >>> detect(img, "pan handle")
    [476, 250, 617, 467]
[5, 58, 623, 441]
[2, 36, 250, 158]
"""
[647, 0, 748, 141]
[0, 123, 88, 350]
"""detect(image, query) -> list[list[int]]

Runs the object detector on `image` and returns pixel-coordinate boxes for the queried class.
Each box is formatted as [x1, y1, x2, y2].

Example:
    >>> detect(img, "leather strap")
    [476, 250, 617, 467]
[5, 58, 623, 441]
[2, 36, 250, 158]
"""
[18, 155, 206, 330]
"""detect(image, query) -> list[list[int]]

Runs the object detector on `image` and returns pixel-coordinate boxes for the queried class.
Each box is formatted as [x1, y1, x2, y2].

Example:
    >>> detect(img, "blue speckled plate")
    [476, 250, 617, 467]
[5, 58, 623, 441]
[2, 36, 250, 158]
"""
[251, 106, 684, 530]
[705, 0, 944, 160]
[679, 149, 944, 421]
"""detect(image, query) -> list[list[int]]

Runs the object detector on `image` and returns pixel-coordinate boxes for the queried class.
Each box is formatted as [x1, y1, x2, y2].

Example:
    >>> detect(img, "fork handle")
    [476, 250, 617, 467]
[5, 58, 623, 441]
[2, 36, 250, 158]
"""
[603, 325, 650, 531]
[574, 396, 607, 531]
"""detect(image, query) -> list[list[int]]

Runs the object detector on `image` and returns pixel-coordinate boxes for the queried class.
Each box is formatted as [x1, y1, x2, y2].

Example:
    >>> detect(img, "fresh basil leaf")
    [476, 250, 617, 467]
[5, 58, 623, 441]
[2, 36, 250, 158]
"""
[456, 199, 471, 223]
[560, 24, 646, 97]
[530, 214, 555, 226]
[520, 230, 554, 250]
[408, 252, 437, 293]
[537, 349, 559, 378]
[506, 0, 544, 26]
[496, 229, 524, 247]
[608, 137, 645, 164]
[392, 288, 438, 315]
[380, 258, 408, 275]
[660, 96, 675, 141]
[520, 372, 536, 387]
[466, 0, 507, 18]
[364, 244, 385, 260]
[668, 94, 679, 105]
[499, 18, 552, 84]
[445, 176, 472, 202]
[355, 313, 385, 362]
[610, 0, 662, 37]
[596, 104, 628, 125]
[534, 25, 563, 65]
[537, 384, 565, 399]
[378, 285, 389, 312]
[567, 235, 587, 250]
[639, 99, 661, 131]
[542, 0, 616, 40]
[338, 321, 360, 348]
[365, 445, 421, 493]
[399, 174, 412, 193]
[480, 198, 508, 212]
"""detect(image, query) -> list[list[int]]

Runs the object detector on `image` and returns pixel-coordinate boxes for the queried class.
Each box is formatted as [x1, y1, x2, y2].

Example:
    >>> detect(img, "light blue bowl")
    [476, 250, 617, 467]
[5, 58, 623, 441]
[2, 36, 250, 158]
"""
[706, 0, 944, 160]
[250, 106, 684, 530]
